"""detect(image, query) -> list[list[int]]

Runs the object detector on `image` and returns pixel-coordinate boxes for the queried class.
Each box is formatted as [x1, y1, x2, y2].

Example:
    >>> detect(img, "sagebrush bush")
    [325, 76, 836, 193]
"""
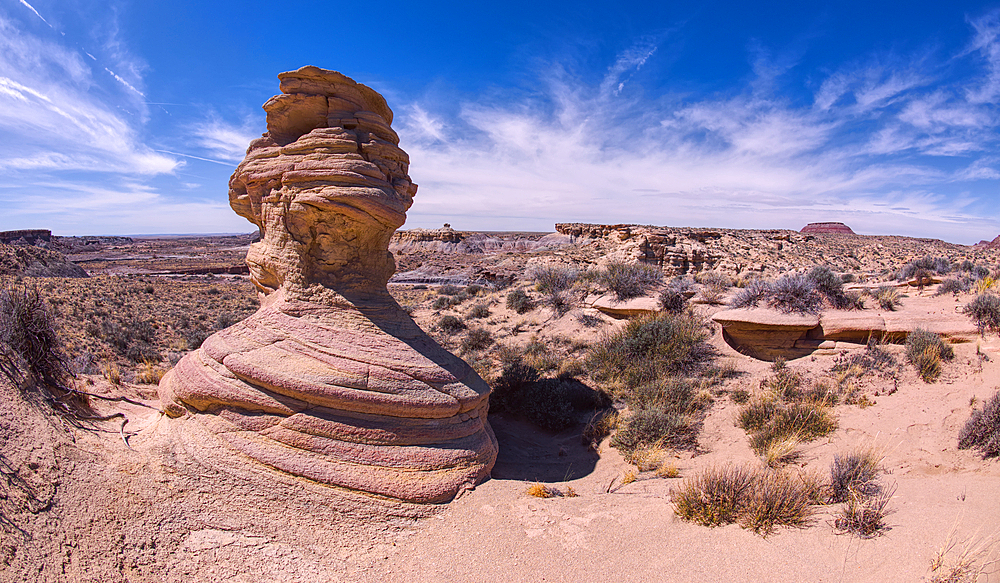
[899, 256, 951, 280]
[659, 280, 693, 314]
[905, 329, 953, 382]
[829, 448, 882, 503]
[460, 327, 493, 352]
[767, 274, 823, 314]
[962, 293, 1000, 334]
[935, 278, 969, 296]
[807, 266, 845, 303]
[729, 279, 769, 310]
[610, 409, 695, 451]
[586, 311, 710, 390]
[467, 303, 490, 319]
[593, 260, 663, 301]
[437, 314, 465, 333]
[672, 464, 817, 536]
[438, 284, 462, 296]
[528, 265, 579, 295]
[958, 390, 1000, 458]
[505, 288, 533, 314]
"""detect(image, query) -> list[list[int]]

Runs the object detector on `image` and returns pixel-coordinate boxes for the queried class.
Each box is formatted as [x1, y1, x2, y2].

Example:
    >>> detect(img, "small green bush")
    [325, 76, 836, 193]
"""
[438, 284, 462, 296]
[962, 293, 1000, 334]
[505, 288, 533, 314]
[958, 390, 1000, 458]
[465, 284, 484, 295]
[586, 311, 710, 390]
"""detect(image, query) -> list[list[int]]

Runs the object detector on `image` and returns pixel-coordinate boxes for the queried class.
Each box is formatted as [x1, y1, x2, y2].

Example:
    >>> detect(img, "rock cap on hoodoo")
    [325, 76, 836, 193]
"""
[800, 222, 855, 234]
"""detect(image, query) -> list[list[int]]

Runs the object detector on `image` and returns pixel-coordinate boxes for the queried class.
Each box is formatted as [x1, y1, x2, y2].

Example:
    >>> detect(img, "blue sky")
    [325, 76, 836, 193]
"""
[1, 0, 999, 243]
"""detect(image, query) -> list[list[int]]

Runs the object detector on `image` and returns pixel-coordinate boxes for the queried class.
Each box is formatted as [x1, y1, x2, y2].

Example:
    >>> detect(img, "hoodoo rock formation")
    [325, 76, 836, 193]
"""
[158, 66, 497, 503]
[800, 222, 855, 234]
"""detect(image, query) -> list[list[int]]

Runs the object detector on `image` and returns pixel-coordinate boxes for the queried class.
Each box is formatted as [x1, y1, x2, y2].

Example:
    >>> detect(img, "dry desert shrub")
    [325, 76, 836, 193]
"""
[489, 359, 610, 431]
[737, 368, 837, 460]
[898, 255, 952, 280]
[505, 288, 533, 314]
[590, 260, 663, 301]
[528, 265, 578, 296]
[436, 314, 465, 334]
[460, 327, 493, 353]
[659, 277, 694, 313]
[828, 447, 883, 503]
[963, 293, 1000, 334]
[672, 464, 818, 536]
[611, 409, 696, 452]
[834, 485, 895, 538]
[958, 390, 1000, 458]
[936, 278, 970, 296]
[0, 280, 70, 389]
[467, 302, 490, 319]
[906, 328, 954, 382]
[586, 311, 710, 390]
[135, 360, 165, 385]
[527, 482, 557, 498]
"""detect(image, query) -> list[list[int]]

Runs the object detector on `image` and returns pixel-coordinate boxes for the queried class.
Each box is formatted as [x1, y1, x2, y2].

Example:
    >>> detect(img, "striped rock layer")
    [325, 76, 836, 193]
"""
[159, 67, 496, 503]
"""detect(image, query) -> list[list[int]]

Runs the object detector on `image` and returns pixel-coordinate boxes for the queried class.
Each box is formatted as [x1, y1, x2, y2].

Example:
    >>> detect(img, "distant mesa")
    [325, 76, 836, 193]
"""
[800, 222, 855, 235]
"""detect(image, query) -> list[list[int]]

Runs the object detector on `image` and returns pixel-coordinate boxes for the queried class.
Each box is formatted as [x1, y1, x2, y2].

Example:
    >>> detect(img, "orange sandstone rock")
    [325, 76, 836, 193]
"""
[159, 66, 497, 503]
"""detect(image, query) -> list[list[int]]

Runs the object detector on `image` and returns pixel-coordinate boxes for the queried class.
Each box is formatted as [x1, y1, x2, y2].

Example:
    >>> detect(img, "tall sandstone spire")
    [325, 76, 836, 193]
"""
[158, 66, 497, 503]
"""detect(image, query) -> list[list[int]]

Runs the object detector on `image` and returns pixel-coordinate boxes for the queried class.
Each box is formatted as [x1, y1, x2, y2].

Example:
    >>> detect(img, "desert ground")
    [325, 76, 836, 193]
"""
[1, 224, 999, 582]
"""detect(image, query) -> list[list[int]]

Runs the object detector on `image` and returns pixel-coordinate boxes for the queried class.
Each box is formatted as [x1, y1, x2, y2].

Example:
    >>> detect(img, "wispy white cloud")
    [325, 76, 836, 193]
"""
[18, 0, 51, 28]
[964, 9, 1000, 103]
[398, 26, 1000, 243]
[0, 9, 177, 175]
[190, 117, 260, 162]
[600, 36, 661, 97]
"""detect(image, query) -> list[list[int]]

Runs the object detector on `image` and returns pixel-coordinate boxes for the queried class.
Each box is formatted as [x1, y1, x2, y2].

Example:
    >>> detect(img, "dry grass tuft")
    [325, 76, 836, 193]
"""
[672, 464, 818, 536]
[135, 360, 165, 385]
[929, 525, 1000, 583]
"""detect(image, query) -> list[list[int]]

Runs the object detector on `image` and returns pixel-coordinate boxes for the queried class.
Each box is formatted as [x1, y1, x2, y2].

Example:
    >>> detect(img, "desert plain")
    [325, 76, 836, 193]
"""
[1, 223, 999, 582]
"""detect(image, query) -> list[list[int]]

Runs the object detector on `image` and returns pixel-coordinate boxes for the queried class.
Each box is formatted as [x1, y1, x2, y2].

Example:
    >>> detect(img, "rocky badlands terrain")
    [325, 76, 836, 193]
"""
[2, 68, 999, 583]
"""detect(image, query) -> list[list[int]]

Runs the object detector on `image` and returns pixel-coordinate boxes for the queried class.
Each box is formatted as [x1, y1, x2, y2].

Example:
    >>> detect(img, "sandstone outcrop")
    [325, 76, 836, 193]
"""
[800, 222, 855, 234]
[713, 305, 980, 360]
[158, 66, 497, 503]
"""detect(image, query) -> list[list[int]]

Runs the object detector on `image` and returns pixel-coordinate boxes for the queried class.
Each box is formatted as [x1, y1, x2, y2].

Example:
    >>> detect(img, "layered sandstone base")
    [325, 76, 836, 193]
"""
[160, 293, 497, 503]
